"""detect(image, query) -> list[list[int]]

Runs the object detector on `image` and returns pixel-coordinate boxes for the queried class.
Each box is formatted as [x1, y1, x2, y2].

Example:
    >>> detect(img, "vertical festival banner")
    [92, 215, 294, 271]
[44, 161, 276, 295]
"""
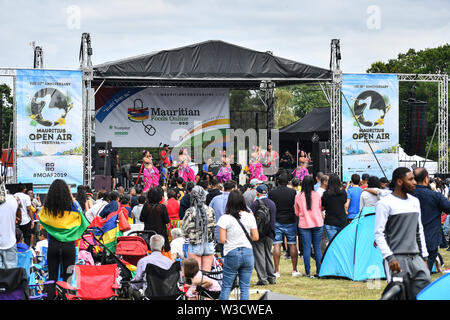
[341, 74, 399, 182]
[16, 69, 83, 193]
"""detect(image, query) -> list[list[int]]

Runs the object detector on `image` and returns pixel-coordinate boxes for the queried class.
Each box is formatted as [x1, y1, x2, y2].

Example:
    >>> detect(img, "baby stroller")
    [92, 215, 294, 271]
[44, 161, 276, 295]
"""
[55, 264, 121, 300]
[115, 230, 156, 267]
[76, 227, 134, 298]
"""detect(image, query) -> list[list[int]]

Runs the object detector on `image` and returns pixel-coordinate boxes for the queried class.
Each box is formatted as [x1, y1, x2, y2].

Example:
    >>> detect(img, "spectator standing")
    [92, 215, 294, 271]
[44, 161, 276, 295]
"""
[85, 190, 108, 223]
[250, 184, 277, 285]
[345, 174, 363, 222]
[360, 173, 369, 189]
[39, 179, 89, 299]
[317, 175, 328, 198]
[131, 195, 146, 225]
[205, 178, 222, 205]
[99, 191, 120, 218]
[179, 182, 195, 220]
[217, 190, 258, 300]
[295, 176, 324, 277]
[375, 167, 431, 299]
[244, 179, 261, 208]
[314, 172, 324, 191]
[412, 168, 450, 271]
[268, 173, 301, 278]
[181, 186, 216, 272]
[209, 180, 237, 256]
[359, 176, 381, 212]
[321, 174, 348, 242]
[0, 187, 21, 269]
[140, 188, 171, 252]
[15, 183, 34, 247]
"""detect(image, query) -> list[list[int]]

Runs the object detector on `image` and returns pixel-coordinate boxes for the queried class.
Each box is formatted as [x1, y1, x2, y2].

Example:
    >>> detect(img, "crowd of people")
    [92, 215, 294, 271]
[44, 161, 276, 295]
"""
[1, 147, 450, 300]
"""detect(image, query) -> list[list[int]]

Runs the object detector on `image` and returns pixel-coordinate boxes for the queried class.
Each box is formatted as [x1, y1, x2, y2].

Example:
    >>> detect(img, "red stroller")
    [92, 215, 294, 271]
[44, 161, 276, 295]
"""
[55, 264, 120, 300]
[115, 230, 156, 267]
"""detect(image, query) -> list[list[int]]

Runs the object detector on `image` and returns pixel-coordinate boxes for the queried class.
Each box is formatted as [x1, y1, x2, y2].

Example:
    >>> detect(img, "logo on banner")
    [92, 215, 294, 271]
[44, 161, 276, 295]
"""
[352, 90, 391, 127]
[127, 98, 156, 136]
[30, 88, 74, 127]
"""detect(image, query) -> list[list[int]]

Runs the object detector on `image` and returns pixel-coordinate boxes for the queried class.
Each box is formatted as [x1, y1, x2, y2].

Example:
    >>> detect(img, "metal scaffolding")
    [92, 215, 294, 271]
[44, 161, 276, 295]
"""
[327, 72, 449, 177]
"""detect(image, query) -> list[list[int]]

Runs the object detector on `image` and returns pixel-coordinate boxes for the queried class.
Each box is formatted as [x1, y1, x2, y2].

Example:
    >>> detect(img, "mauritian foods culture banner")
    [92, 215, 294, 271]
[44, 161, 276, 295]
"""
[341, 73, 399, 183]
[16, 69, 83, 193]
[95, 87, 230, 148]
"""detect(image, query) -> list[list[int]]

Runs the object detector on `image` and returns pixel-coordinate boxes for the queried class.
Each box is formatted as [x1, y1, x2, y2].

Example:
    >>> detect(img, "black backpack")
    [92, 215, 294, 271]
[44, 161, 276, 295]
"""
[254, 199, 271, 238]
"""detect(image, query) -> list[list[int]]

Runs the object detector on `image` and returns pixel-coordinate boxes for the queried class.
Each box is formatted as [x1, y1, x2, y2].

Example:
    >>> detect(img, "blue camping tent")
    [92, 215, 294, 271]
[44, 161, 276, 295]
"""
[417, 274, 450, 300]
[319, 207, 386, 281]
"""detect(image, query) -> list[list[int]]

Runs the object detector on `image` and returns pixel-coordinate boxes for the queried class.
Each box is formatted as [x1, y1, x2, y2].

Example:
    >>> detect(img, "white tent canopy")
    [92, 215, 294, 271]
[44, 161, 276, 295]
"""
[398, 147, 438, 175]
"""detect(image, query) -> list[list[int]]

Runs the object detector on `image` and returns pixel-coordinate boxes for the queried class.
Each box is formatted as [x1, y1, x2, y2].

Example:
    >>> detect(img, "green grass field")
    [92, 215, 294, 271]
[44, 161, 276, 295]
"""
[248, 248, 450, 300]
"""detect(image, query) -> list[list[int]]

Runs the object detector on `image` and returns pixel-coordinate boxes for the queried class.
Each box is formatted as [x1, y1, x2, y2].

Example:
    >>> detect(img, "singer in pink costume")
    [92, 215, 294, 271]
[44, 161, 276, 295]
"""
[292, 161, 310, 181]
[177, 148, 196, 182]
[216, 162, 233, 183]
[142, 151, 160, 193]
[248, 147, 267, 181]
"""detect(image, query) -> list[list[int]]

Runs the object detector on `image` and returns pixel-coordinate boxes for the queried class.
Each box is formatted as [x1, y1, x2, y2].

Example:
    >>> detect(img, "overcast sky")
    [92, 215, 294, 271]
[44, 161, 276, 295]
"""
[0, 0, 449, 74]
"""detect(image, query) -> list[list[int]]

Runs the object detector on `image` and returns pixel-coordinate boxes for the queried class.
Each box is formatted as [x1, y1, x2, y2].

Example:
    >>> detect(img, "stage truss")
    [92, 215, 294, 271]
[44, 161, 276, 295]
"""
[323, 72, 449, 177]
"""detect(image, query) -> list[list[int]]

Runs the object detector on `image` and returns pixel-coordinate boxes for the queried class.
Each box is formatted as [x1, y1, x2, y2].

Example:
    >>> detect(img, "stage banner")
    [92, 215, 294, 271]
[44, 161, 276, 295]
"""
[16, 69, 83, 193]
[95, 87, 230, 148]
[341, 74, 399, 182]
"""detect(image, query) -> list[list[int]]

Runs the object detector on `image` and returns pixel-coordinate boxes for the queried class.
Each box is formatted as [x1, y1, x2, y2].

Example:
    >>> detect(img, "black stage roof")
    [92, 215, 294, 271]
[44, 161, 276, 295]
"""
[279, 107, 330, 141]
[93, 40, 332, 89]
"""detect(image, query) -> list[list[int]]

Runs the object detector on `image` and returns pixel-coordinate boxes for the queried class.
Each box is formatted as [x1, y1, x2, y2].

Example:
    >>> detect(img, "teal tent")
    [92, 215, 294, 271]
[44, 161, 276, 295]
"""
[319, 207, 386, 281]
[417, 274, 450, 300]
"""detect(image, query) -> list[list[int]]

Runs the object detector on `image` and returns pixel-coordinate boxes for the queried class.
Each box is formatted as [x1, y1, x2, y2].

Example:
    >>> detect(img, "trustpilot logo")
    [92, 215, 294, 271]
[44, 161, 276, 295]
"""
[366, 5, 381, 30]
[66, 5, 81, 30]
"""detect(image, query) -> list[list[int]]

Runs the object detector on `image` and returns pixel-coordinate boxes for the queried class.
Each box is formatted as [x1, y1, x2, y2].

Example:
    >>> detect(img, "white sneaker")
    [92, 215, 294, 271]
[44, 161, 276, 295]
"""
[292, 271, 302, 277]
[275, 272, 281, 278]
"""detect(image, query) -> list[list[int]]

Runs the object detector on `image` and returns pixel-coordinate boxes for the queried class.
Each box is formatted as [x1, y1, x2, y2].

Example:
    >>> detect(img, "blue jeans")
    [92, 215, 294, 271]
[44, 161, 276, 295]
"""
[299, 227, 323, 275]
[273, 222, 298, 245]
[324, 225, 342, 242]
[219, 247, 254, 300]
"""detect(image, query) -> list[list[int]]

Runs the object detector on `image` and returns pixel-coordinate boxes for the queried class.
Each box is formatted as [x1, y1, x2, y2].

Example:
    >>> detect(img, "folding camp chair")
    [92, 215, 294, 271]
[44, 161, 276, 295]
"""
[55, 264, 120, 300]
[0, 268, 29, 300]
[143, 262, 185, 300]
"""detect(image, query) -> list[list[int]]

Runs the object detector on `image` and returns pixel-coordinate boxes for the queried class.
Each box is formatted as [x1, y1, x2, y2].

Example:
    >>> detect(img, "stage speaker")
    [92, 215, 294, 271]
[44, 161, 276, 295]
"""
[403, 98, 428, 157]
[94, 175, 111, 192]
[6, 183, 33, 194]
[312, 141, 331, 174]
[94, 142, 112, 174]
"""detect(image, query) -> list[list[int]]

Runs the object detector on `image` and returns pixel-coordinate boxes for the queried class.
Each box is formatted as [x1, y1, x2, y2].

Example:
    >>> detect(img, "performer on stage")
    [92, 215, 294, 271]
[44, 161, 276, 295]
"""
[248, 146, 267, 182]
[142, 150, 160, 193]
[177, 148, 196, 182]
[292, 160, 310, 182]
[263, 143, 279, 180]
[216, 151, 233, 183]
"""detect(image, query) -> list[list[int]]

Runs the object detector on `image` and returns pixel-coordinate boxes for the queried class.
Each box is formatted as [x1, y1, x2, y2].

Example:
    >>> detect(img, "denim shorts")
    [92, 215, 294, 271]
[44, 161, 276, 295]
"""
[187, 242, 215, 256]
[273, 222, 298, 245]
[0, 245, 17, 269]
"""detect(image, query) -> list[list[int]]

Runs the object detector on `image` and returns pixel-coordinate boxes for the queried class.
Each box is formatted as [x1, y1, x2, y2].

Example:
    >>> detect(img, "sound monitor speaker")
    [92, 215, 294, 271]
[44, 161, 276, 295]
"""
[94, 175, 111, 192]
[312, 141, 331, 175]
[94, 142, 112, 174]
[403, 98, 428, 157]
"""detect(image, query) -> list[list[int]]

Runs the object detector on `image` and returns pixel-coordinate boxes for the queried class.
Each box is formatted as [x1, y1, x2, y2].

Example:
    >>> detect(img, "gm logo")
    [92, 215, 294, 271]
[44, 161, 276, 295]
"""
[45, 163, 55, 171]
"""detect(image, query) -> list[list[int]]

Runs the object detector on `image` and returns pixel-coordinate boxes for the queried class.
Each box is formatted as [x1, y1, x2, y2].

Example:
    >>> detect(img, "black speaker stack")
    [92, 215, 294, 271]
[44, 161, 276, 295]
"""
[312, 141, 331, 175]
[403, 98, 428, 157]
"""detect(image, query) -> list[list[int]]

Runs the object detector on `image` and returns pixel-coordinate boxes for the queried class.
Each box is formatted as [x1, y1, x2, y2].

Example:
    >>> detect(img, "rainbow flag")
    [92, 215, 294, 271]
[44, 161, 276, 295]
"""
[39, 202, 89, 242]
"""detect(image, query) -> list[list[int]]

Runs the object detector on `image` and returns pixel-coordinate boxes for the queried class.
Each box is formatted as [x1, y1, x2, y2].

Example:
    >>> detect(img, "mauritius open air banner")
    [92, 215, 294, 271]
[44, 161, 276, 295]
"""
[341, 74, 399, 183]
[16, 69, 83, 192]
[95, 87, 230, 148]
